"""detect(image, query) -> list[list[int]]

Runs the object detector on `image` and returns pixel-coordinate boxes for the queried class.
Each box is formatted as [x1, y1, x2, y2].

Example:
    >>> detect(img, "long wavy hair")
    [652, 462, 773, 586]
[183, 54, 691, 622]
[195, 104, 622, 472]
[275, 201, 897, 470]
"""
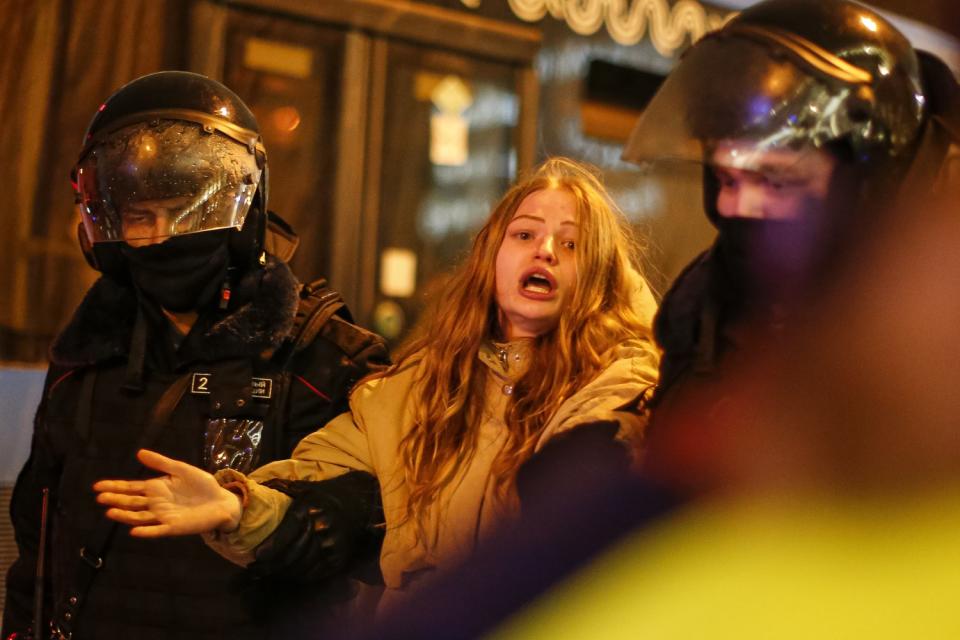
[391, 157, 651, 525]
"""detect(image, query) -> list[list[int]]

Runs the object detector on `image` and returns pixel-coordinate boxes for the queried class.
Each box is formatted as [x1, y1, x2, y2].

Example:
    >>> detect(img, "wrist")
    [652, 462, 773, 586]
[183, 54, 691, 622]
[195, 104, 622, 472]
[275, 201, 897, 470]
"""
[218, 485, 244, 533]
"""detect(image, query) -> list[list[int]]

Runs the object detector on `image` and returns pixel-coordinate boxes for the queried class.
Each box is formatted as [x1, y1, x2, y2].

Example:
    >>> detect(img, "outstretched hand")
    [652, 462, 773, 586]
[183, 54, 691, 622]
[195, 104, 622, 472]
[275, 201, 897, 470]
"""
[93, 449, 243, 538]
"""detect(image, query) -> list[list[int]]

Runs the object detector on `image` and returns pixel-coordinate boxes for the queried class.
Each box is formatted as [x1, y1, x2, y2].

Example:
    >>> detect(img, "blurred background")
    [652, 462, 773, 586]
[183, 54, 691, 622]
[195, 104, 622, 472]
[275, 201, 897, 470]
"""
[1, 0, 957, 617]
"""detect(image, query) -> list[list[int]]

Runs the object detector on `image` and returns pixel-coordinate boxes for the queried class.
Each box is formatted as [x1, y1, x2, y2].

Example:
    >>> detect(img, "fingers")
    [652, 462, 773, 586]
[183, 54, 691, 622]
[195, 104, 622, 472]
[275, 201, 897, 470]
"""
[96, 492, 149, 509]
[137, 449, 190, 475]
[104, 507, 159, 526]
[129, 524, 175, 538]
[92, 479, 147, 494]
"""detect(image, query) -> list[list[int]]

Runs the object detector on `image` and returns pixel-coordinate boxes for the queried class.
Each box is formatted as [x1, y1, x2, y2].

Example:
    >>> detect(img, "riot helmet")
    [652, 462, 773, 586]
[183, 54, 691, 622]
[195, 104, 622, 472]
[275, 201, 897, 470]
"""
[622, 0, 925, 179]
[623, 0, 933, 304]
[73, 71, 269, 275]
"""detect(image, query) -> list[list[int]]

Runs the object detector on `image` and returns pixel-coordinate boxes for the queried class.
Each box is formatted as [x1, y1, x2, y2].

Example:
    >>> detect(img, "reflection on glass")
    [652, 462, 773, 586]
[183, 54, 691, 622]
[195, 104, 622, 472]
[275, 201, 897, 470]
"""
[377, 45, 520, 344]
[224, 16, 345, 283]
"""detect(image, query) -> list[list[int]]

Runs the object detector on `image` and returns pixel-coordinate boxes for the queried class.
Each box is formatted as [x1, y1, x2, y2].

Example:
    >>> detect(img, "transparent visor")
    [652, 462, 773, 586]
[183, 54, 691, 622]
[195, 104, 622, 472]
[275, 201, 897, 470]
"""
[622, 35, 869, 174]
[75, 121, 262, 243]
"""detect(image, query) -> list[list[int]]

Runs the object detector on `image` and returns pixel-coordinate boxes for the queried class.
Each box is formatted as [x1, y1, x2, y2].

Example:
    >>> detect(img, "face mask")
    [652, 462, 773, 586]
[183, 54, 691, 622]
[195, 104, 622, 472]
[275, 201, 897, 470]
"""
[121, 230, 230, 312]
[714, 216, 822, 305]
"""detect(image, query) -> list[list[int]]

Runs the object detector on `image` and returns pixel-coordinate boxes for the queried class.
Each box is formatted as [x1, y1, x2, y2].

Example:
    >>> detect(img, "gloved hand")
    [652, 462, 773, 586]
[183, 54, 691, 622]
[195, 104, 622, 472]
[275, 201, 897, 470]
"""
[248, 471, 384, 583]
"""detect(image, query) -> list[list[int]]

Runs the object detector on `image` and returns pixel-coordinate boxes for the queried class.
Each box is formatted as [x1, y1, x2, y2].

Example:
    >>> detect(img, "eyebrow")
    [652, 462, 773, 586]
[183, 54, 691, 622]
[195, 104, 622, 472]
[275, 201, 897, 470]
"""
[510, 214, 578, 227]
[716, 165, 807, 182]
[756, 164, 807, 179]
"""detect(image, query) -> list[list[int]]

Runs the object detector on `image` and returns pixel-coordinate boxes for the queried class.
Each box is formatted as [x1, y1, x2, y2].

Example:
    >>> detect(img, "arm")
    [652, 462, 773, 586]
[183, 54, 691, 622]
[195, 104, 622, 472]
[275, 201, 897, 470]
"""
[246, 471, 385, 583]
[95, 409, 377, 566]
[221, 301, 390, 577]
[538, 340, 660, 450]
[206, 409, 377, 563]
[517, 421, 630, 510]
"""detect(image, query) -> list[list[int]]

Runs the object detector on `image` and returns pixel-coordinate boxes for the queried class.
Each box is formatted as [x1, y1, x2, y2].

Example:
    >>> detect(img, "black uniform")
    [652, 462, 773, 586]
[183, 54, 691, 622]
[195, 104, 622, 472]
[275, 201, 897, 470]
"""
[4, 70, 390, 640]
[2, 256, 387, 639]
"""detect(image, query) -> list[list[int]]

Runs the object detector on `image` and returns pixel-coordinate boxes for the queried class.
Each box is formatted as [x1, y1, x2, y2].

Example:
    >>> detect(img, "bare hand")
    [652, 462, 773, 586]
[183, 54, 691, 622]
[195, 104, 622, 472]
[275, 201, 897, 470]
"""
[93, 449, 243, 538]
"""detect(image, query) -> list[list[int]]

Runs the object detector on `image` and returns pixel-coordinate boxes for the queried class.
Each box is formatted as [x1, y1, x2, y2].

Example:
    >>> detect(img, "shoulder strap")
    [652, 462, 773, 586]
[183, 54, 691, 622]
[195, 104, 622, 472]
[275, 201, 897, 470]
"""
[54, 373, 192, 640]
[267, 280, 348, 460]
[289, 279, 350, 354]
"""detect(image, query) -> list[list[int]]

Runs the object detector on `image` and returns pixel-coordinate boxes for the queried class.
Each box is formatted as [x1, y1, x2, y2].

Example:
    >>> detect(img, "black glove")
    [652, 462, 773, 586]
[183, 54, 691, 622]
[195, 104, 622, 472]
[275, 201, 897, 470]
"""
[248, 471, 384, 583]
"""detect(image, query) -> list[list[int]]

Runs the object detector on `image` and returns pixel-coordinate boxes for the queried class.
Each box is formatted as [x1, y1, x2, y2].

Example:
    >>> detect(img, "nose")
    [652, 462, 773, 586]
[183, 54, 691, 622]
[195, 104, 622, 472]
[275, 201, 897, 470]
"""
[123, 211, 172, 247]
[727, 183, 766, 219]
[717, 181, 765, 218]
[535, 235, 557, 264]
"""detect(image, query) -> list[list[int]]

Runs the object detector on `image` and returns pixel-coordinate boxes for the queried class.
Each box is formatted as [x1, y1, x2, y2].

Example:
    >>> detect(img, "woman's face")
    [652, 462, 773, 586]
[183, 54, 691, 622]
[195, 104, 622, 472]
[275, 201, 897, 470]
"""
[494, 187, 579, 340]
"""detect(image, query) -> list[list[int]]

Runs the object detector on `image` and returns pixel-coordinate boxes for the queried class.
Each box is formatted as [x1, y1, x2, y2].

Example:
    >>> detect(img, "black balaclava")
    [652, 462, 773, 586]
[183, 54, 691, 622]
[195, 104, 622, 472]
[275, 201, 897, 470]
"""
[713, 213, 820, 306]
[121, 229, 231, 312]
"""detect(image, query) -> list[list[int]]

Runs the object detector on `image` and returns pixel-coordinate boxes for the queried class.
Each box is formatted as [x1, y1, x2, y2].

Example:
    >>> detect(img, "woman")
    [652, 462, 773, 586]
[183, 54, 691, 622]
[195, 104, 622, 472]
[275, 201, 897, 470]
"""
[95, 157, 660, 605]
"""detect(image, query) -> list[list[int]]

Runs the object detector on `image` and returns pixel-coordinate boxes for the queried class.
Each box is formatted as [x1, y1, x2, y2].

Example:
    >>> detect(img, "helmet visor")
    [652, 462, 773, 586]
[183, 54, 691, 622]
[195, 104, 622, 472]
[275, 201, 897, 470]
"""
[622, 33, 873, 172]
[76, 121, 261, 244]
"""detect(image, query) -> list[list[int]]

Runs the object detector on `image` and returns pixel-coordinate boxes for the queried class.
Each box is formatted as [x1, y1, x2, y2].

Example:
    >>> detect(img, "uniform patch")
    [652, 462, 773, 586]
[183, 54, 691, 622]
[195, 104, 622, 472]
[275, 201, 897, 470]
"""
[190, 373, 273, 400]
[251, 377, 273, 399]
[191, 372, 212, 395]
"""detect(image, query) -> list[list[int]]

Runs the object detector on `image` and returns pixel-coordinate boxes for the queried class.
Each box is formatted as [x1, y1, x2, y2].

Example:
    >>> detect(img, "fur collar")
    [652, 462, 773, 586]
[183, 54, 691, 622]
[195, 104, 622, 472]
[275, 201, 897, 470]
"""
[50, 256, 300, 367]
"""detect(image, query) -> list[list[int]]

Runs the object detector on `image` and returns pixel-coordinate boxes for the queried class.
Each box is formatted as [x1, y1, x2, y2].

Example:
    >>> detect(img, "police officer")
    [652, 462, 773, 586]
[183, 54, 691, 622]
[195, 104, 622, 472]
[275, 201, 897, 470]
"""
[622, 0, 960, 421]
[3, 71, 388, 640]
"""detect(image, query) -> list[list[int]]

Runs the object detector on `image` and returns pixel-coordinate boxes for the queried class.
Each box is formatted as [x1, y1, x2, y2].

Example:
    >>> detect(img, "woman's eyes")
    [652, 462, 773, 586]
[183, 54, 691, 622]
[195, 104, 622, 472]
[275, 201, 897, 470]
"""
[510, 230, 575, 250]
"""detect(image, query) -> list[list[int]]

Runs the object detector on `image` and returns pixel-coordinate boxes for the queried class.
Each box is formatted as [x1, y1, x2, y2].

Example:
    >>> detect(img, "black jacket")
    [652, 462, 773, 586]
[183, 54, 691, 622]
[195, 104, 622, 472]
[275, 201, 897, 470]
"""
[647, 244, 767, 421]
[2, 256, 388, 640]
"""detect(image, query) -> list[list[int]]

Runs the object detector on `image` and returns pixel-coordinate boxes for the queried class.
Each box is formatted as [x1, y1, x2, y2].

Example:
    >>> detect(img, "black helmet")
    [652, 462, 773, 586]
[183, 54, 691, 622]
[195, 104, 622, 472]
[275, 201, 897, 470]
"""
[73, 71, 269, 273]
[622, 0, 926, 172]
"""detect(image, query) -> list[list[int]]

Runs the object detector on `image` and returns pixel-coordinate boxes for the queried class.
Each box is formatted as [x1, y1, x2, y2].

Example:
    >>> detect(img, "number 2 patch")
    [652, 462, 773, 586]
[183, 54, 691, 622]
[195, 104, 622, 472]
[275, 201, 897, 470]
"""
[190, 373, 273, 399]
[191, 373, 212, 394]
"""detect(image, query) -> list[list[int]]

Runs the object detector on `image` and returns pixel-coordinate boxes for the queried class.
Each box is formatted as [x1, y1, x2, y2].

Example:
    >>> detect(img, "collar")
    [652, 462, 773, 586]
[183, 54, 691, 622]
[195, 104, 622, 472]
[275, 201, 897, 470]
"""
[478, 338, 533, 383]
[50, 255, 300, 367]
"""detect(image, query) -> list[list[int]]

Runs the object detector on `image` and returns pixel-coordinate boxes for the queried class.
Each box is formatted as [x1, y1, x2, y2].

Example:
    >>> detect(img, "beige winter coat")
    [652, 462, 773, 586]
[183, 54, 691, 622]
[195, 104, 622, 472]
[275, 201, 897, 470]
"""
[208, 286, 659, 602]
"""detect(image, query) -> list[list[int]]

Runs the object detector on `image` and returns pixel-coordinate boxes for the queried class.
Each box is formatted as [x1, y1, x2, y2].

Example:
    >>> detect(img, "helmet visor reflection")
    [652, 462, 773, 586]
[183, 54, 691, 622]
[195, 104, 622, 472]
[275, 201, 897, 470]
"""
[76, 121, 261, 243]
[622, 35, 875, 170]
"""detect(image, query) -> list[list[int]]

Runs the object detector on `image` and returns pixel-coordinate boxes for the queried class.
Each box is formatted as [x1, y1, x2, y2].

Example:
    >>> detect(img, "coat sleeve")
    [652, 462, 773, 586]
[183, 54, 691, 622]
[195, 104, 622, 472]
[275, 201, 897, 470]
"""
[536, 339, 661, 450]
[204, 408, 375, 564]
[2, 367, 67, 639]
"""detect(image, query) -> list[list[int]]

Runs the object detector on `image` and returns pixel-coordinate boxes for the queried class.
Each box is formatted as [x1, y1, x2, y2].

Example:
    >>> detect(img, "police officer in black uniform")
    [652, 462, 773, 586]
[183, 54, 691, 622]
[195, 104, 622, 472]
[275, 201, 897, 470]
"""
[622, 0, 960, 429]
[3, 71, 388, 640]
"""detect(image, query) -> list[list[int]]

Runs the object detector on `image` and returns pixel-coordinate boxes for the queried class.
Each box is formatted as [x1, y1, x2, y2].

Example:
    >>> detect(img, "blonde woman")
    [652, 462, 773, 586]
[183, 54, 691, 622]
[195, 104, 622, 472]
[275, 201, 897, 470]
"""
[95, 157, 660, 606]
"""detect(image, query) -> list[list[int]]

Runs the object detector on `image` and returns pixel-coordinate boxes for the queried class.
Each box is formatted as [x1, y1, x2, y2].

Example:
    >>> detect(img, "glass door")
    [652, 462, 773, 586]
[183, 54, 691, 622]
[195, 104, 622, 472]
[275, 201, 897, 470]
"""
[222, 11, 346, 283]
[365, 42, 524, 344]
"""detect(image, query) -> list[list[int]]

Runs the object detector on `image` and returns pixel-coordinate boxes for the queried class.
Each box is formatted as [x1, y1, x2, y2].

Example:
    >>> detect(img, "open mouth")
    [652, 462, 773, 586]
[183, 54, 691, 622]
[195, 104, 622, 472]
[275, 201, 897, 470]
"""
[521, 269, 556, 296]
